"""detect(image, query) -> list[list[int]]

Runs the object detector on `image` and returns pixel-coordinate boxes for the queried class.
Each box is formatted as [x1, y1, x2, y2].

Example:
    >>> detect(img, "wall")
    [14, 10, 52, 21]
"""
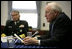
[1, 1, 8, 26]
[40, 1, 49, 30]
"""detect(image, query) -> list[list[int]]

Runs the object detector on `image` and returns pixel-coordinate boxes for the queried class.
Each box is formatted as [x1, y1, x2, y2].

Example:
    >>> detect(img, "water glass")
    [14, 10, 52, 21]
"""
[27, 32, 32, 37]
[7, 36, 15, 48]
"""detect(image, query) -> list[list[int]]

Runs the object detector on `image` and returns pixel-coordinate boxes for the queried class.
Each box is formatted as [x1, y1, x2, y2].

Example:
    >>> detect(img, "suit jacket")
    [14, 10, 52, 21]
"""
[38, 12, 71, 48]
[3, 20, 28, 36]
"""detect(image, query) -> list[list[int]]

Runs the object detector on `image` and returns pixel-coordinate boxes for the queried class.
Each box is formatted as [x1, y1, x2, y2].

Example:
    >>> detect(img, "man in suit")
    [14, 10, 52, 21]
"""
[23, 2, 71, 48]
[3, 10, 28, 36]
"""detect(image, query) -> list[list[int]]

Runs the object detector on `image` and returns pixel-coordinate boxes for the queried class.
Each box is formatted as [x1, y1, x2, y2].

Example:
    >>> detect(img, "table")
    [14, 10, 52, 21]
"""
[1, 38, 56, 48]
[1, 42, 57, 48]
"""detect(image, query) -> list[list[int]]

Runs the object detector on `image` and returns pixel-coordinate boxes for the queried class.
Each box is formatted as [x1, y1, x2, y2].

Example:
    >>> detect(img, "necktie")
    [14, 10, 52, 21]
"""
[50, 21, 56, 39]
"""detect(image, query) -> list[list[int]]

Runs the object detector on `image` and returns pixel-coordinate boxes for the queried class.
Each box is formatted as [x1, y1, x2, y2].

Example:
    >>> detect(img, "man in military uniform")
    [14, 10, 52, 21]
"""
[3, 10, 28, 37]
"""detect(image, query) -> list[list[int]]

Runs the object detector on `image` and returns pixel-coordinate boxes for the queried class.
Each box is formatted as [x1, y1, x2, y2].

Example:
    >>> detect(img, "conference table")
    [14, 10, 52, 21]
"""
[1, 43, 57, 48]
[1, 43, 54, 48]
[1, 41, 57, 48]
[1, 38, 57, 48]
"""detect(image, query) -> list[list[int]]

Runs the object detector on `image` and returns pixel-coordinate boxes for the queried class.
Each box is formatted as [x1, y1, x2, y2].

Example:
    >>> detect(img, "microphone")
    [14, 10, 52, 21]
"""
[31, 31, 39, 37]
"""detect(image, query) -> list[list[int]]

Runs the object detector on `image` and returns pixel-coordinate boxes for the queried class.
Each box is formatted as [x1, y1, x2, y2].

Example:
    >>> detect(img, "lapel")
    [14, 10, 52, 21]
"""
[50, 19, 57, 38]
[49, 13, 62, 38]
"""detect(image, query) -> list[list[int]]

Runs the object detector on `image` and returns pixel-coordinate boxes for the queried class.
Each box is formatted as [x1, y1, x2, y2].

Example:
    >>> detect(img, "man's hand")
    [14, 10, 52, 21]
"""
[23, 37, 39, 45]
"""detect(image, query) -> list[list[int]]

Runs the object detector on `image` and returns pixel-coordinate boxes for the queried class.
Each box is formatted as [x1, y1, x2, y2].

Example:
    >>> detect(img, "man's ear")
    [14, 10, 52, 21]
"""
[19, 15, 20, 17]
[55, 11, 59, 16]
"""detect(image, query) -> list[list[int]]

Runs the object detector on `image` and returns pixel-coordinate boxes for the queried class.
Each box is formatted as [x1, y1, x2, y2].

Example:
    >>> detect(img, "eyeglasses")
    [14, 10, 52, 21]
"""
[45, 10, 55, 14]
[45, 10, 51, 14]
[11, 14, 19, 16]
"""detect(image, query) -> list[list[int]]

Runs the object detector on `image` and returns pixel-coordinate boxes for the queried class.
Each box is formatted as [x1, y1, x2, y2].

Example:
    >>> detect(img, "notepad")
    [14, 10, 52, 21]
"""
[1, 37, 7, 42]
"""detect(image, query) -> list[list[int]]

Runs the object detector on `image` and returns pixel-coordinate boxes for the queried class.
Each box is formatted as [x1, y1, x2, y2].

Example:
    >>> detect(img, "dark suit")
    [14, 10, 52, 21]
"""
[38, 12, 71, 48]
[3, 20, 28, 36]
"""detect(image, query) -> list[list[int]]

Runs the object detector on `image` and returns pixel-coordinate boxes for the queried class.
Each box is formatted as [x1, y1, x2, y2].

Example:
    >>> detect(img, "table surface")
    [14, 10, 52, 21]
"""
[1, 38, 56, 48]
[1, 43, 57, 48]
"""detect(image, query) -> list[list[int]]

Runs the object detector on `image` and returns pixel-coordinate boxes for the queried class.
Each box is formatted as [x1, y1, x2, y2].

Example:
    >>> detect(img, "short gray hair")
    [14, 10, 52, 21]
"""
[10, 10, 20, 15]
[47, 2, 62, 13]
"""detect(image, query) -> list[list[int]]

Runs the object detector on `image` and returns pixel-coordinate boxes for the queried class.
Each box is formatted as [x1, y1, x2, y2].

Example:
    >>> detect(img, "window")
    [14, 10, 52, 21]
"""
[12, 1, 38, 28]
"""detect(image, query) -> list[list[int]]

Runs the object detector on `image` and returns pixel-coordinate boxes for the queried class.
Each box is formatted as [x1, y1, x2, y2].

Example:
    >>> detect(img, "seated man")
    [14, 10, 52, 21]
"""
[23, 2, 71, 48]
[2, 10, 28, 37]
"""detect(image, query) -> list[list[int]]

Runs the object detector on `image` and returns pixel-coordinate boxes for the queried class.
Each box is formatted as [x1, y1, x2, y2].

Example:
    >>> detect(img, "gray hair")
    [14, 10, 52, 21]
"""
[47, 2, 62, 13]
[10, 10, 20, 15]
